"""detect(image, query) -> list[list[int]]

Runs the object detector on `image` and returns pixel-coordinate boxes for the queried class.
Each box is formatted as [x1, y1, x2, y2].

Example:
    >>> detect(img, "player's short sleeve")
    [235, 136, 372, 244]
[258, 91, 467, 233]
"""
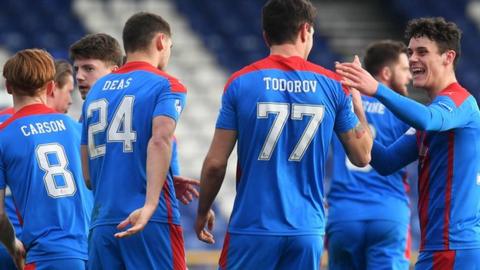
[153, 81, 187, 122]
[215, 79, 237, 130]
[334, 89, 359, 133]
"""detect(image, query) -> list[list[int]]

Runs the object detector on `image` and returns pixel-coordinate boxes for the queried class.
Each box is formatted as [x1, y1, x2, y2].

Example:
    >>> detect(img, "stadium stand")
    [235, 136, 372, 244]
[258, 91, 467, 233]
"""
[388, 0, 480, 102]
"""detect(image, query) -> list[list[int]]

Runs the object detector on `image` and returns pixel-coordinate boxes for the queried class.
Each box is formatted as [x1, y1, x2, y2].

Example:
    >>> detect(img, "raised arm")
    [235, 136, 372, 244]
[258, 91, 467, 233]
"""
[336, 62, 468, 131]
[337, 89, 372, 167]
[195, 129, 237, 244]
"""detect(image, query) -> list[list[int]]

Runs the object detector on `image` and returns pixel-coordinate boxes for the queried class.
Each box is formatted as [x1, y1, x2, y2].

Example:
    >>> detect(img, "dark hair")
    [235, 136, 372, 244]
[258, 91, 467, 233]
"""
[54, 60, 73, 88]
[3, 49, 54, 96]
[405, 17, 462, 67]
[123, 12, 171, 53]
[69, 33, 123, 66]
[262, 0, 316, 46]
[364, 40, 407, 76]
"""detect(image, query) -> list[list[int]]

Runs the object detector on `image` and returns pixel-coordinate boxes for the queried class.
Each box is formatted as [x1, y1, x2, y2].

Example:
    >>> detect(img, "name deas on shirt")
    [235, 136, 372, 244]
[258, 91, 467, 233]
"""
[264, 77, 317, 93]
[363, 100, 385, 114]
[102, 78, 132, 91]
[21, 120, 66, 136]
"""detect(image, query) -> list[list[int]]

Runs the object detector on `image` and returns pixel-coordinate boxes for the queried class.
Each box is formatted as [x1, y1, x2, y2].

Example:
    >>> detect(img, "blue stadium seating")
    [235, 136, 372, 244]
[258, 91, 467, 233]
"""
[388, 0, 480, 102]
[174, 0, 341, 72]
[0, 0, 86, 59]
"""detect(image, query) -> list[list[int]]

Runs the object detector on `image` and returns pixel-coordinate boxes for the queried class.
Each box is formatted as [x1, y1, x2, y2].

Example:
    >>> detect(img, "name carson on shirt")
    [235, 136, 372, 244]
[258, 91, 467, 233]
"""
[20, 120, 67, 136]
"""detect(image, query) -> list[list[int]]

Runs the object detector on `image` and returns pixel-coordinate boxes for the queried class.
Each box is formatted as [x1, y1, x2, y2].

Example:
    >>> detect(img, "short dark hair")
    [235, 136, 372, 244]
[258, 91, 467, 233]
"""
[123, 12, 171, 53]
[69, 33, 123, 66]
[405, 17, 462, 67]
[54, 60, 73, 88]
[364, 40, 407, 76]
[262, 0, 316, 46]
[3, 49, 55, 97]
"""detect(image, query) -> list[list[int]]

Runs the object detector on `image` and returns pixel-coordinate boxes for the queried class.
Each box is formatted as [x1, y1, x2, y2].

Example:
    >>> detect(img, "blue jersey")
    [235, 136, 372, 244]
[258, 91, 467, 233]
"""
[328, 95, 411, 224]
[371, 83, 480, 251]
[216, 55, 359, 235]
[81, 61, 187, 228]
[0, 108, 22, 238]
[0, 104, 88, 263]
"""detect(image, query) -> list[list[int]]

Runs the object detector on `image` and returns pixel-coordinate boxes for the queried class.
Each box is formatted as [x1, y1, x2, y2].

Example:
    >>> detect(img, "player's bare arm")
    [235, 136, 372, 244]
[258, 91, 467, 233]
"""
[196, 129, 237, 244]
[0, 189, 25, 269]
[338, 90, 373, 167]
[81, 146, 91, 189]
[115, 115, 175, 238]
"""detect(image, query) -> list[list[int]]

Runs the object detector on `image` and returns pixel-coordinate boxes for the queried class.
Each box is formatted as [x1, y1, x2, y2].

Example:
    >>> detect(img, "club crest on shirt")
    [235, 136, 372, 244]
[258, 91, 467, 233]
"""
[175, 99, 182, 114]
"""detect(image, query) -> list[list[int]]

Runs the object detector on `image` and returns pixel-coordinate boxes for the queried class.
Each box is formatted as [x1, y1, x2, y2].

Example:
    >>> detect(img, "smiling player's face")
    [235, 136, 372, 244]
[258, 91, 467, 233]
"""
[407, 37, 445, 93]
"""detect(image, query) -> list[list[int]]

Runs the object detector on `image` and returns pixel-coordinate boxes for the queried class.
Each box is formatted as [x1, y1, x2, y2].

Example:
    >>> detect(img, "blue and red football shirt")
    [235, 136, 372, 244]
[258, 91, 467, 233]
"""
[371, 82, 480, 251]
[0, 104, 89, 263]
[328, 95, 411, 224]
[216, 55, 359, 235]
[81, 61, 187, 228]
[0, 107, 22, 239]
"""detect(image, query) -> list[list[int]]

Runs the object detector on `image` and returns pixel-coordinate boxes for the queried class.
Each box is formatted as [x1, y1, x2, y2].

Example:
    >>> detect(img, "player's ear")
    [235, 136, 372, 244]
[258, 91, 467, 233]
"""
[155, 33, 166, 52]
[443, 49, 456, 67]
[5, 82, 12, 95]
[300, 23, 309, 42]
[262, 31, 271, 48]
[379, 66, 392, 81]
[46, 80, 55, 96]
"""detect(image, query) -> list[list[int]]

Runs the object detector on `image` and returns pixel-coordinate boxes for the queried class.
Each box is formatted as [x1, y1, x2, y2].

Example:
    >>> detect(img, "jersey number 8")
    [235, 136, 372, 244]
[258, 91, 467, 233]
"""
[36, 143, 76, 198]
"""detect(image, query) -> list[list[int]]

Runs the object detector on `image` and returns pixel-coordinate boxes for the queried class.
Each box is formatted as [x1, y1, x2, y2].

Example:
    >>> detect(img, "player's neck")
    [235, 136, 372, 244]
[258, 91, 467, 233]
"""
[270, 44, 307, 59]
[125, 52, 159, 68]
[13, 95, 47, 112]
[428, 72, 458, 99]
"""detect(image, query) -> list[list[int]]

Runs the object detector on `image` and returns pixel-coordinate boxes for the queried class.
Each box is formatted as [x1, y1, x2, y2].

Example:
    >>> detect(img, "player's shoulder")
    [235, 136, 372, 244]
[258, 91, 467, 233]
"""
[224, 55, 345, 94]
[0, 104, 58, 131]
[436, 82, 472, 108]
[113, 61, 186, 93]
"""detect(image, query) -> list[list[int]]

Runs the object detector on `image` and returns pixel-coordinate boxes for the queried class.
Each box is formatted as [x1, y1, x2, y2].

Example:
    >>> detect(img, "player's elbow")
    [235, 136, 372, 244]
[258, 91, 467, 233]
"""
[349, 152, 371, 167]
[202, 157, 227, 178]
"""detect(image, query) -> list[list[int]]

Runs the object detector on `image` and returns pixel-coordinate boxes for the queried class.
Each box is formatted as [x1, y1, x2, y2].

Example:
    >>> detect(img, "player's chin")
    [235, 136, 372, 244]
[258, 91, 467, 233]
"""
[79, 88, 90, 99]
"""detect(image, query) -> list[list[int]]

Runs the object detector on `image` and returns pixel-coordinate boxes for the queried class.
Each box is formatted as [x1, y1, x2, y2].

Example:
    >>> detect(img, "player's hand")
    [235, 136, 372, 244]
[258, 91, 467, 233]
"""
[114, 205, 156, 238]
[195, 209, 216, 244]
[335, 58, 379, 96]
[173, 175, 200, 205]
[10, 238, 25, 270]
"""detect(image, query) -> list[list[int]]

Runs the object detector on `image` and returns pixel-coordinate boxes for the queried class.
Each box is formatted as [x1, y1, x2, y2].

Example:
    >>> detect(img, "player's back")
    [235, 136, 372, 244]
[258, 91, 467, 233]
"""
[82, 61, 186, 229]
[328, 95, 411, 224]
[0, 104, 88, 263]
[217, 55, 358, 235]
